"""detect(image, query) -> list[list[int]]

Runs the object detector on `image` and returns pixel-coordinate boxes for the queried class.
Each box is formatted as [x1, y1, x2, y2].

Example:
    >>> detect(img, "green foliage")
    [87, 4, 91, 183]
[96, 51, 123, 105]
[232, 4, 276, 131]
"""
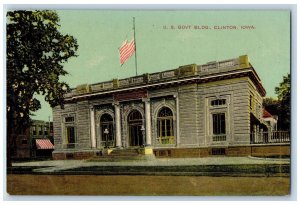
[262, 97, 280, 116]
[263, 74, 290, 130]
[275, 74, 291, 102]
[7, 11, 78, 119]
[6, 10, 78, 153]
[275, 74, 291, 130]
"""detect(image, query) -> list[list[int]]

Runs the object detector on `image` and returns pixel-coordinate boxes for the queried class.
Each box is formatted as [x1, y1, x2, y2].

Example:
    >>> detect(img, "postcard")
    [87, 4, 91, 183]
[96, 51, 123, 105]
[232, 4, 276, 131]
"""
[6, 8, 292, 196]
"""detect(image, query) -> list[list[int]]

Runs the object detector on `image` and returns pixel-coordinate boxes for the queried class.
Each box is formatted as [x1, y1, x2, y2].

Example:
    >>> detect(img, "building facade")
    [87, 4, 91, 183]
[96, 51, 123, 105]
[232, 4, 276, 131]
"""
[52, 55, 289, 160]
[11, 120, 54, 159]
[30, 120, 54, 158]
[263, 109, 278, 132]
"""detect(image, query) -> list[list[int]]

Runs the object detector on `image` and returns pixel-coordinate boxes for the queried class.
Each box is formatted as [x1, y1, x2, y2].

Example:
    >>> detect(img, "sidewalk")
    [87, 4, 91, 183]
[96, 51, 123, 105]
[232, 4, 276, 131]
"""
[10, 156, 290, 175]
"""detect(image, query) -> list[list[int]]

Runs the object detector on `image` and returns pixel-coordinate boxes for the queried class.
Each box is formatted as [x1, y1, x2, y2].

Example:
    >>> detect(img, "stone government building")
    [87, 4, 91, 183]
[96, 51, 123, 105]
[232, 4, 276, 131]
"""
[52, 55, 290, 160]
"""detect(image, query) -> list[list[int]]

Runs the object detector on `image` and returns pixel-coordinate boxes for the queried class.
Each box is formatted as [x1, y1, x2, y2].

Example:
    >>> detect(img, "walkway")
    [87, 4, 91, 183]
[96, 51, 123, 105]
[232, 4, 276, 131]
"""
[11, 156, 290, 174]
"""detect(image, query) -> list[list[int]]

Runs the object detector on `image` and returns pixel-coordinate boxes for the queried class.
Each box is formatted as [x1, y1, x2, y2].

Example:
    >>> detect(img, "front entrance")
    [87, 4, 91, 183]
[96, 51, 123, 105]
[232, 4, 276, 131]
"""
[100, 113, 114, 147]
[128, 110, 144, 146]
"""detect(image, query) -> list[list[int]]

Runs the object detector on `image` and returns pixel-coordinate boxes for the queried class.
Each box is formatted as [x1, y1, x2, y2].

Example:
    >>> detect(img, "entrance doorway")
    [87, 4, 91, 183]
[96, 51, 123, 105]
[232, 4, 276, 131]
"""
[100, 113, 114, 147]
[128, 110, 144, 146]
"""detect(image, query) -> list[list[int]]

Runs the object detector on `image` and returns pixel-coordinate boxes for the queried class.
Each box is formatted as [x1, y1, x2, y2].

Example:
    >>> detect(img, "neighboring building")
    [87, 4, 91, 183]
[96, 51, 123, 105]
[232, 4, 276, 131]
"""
[10, 128, 31, 159]
[30, 120, 54, 158]
[52, 55, 290, 160]
[262, 109, 278, 131]
[10, 119, 54, 160]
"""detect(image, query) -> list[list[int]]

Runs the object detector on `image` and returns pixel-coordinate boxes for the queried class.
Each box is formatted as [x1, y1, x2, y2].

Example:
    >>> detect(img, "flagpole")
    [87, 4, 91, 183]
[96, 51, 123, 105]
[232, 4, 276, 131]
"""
[133, 17, 138, 76]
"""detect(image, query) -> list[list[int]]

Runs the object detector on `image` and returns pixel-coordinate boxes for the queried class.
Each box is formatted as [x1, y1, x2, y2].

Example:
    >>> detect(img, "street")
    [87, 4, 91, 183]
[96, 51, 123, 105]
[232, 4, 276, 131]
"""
[7, 174, 290, 196]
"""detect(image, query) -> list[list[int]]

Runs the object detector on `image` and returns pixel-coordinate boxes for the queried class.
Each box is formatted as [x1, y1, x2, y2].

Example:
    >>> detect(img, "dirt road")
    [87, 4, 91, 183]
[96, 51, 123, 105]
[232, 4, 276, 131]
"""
[6, 174, 290, 196]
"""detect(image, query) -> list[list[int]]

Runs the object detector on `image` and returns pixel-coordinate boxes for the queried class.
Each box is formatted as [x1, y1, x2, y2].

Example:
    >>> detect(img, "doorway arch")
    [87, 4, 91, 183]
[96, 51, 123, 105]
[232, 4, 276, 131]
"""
[100, 113, 114, 147]
[128, 110, 144, 146]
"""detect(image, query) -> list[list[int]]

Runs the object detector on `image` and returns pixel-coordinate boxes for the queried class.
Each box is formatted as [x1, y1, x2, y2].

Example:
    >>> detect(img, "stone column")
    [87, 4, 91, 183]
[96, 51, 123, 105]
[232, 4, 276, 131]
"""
[143, 98, 152, 146]
[114, 102, 122, 148]
[175, 94, 180, 147]
[90, 106, 96, 148]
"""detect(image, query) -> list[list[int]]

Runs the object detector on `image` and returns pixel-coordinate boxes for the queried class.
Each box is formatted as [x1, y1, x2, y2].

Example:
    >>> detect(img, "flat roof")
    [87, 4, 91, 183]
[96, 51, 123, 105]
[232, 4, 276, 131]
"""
[64, 55, 266, 101]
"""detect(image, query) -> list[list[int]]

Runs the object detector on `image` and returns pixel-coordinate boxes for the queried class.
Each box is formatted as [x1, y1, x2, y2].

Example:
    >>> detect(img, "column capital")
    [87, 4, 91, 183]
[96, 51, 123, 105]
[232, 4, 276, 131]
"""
[173, 94, 178, 98]
[142, 98, 150, 103]
[112, 101, 120, 106]
[89, 105, 95, 110]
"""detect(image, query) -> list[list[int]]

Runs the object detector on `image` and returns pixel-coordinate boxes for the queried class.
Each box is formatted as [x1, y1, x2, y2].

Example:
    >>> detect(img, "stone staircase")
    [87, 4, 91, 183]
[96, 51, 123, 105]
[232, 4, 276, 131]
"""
[109, 148, 140, 157]
[90, 148, 154, 161]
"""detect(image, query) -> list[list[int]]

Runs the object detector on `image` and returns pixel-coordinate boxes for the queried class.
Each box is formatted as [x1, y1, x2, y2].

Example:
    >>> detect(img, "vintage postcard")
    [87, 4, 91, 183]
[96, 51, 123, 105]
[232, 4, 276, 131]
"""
[6, 8, 292, 197]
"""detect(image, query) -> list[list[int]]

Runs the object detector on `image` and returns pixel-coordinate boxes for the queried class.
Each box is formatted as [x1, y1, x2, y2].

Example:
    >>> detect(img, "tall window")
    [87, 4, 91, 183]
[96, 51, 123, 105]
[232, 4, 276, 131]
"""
[250, 94, 255, 111]
[213, 113, 226, 135]
[44, 126, 48, 135]
[209, 96, 229, 142]
[39, 126, 43, 135]
[32, 126, 36, 136]
[66, 126, 76, 144]
[64, 115, 76, 148]
[212, 113, 226, 141]
[157, 107, 174, 144]
[100, 113, 114, 147]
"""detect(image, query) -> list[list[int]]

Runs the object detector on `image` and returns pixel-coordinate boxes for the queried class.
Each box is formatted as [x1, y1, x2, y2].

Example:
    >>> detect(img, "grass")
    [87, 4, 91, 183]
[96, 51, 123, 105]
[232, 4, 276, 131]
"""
[61, 164, 290, 176]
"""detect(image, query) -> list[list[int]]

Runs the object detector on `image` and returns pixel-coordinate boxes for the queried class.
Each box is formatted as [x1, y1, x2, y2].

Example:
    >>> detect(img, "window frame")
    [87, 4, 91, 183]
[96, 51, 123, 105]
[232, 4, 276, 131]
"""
[157, 107, 175, 145]
[38, 126, 43, 135]
[32, 126, 37, 136]
[207, 95, 230, 143]
[100, 113, 115, 147]
[211, 99, 226, 106]
[62, 114, 77, 147]
[210, 111, 227, 142]
[44, 126, 48, 135]
[66, 126, 76, 144]
[249, 93, 256, 112]
[212, 113, 226, 135]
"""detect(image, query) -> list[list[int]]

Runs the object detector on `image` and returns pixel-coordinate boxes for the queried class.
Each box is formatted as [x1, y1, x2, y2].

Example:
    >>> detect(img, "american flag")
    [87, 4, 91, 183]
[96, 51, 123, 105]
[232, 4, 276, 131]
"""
[119, 39, 135, 65]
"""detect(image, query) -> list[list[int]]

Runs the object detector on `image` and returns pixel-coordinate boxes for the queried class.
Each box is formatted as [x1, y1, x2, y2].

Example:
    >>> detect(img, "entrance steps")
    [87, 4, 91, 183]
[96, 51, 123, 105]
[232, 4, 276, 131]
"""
[109, 148, 140, 156]
[90, 148, 155, 161]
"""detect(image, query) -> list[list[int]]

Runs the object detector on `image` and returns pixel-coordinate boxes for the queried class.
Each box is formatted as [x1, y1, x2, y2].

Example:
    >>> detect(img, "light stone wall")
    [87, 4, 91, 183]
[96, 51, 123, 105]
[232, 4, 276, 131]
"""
[53, 76, 263, 152]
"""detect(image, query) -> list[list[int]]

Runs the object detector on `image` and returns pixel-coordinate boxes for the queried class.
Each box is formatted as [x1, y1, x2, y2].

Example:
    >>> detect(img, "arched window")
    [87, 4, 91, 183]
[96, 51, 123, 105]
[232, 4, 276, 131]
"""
[100, 113, 114, 147]
[157, 107, 174, 144]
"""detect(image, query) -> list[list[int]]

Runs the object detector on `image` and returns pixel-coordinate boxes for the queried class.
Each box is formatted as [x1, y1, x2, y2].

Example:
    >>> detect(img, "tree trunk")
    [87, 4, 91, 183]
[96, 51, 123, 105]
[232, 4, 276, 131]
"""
[7, 110, 14, 168]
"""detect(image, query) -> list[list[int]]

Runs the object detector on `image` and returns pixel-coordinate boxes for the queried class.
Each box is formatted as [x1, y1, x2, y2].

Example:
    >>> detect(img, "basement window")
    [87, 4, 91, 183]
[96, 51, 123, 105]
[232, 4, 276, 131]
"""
[211, 148, 226, 155]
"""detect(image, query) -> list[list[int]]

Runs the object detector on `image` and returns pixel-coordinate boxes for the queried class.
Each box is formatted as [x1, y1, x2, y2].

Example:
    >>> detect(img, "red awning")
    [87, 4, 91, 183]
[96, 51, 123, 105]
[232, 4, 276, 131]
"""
[36, 139, 54, 150]
[263, 109, 273, 118]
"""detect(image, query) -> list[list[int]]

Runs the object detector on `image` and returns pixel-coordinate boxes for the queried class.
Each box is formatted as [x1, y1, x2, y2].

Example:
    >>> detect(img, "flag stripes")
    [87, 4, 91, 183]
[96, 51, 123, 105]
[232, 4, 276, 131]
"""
[119, 39, 135, 65]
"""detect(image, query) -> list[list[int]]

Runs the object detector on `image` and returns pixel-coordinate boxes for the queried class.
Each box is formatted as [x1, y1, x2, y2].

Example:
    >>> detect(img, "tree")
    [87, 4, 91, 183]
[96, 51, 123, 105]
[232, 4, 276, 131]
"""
[275, 74, 291, 130]
[6, 10, 78, 166]
[263, 74, 290, 130]
[262, 97, 280, 117]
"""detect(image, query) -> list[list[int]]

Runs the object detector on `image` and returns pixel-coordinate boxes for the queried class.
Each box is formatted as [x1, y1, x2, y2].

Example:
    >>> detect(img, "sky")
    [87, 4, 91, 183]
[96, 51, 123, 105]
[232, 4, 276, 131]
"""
[31, 10, 290, 121]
